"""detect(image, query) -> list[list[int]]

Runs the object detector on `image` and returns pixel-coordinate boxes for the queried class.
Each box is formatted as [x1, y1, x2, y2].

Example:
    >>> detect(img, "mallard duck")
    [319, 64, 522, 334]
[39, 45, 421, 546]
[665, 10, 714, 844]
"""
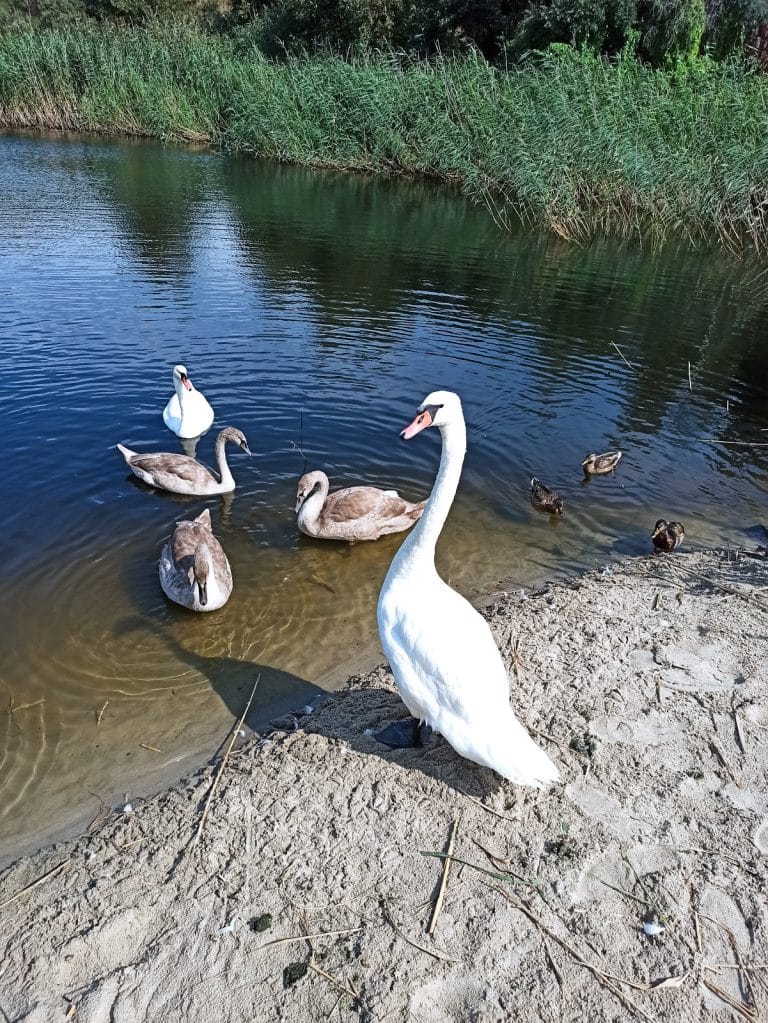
[651, 519, 685, 552]
[530, 477, 564, 516]
[162, 364, 215, 439]
[159, 508, 233, 611]
[295, 470, 425, 542]
[375, 390, 560, 787]
[117, 426, 250, 496]
[582, 451, 622, 475]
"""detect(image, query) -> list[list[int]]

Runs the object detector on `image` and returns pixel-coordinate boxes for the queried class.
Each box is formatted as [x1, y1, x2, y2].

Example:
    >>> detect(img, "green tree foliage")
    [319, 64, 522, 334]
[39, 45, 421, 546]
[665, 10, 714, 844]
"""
[639, 0, 706, 62]
[509, 0, 638, 56]
[706, 0, 768, 60]
[0, 0, 765, 68]
[228, 0, 410, 56]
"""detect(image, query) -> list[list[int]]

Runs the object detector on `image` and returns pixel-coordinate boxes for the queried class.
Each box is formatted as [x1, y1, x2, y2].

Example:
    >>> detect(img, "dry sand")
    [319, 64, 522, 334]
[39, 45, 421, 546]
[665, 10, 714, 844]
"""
[1, 549, 767, 1022]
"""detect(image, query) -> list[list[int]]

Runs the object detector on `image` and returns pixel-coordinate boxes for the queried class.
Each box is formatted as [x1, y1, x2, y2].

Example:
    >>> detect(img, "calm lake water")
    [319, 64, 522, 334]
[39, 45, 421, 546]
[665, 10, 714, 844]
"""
[1, 131, 767, 863]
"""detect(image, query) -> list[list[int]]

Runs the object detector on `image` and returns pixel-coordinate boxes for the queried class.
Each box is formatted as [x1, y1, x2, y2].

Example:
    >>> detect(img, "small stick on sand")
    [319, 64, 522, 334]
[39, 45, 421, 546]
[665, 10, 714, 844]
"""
[529, 726, 576, 757]
[428, 818, 459, 936]
[593, 876, 653, 908]
[543, 938, 563, 987]
[454, 787, 520, 822]
[422, 851, 539, 889]
[96, 701, 109, 726]
[300, 920, 359, 1003]
[647, 561, 768, 612]
[493, 886, 659, 1021]
[694, 910, 703, 954]
[191, 675, 260, 850]
[709, 741, 742, 788]
[308, 961, 359, 1001]
[700, 914, 757, 1018]
[381, 902, 456, 963]
[257, 927, 363, 951]
[139, 743, 162, 753]
[732, 703, 747, 755]
[0, 858, 70, 911]
[611, 341, 634, 370]
[701, 976, 758, 1022]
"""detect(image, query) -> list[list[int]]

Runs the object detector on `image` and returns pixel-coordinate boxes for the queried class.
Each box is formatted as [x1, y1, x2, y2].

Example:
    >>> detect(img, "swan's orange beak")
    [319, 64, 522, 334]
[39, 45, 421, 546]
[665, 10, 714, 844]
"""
[401, 409, 433, 440]
[181, 374, 193, 391]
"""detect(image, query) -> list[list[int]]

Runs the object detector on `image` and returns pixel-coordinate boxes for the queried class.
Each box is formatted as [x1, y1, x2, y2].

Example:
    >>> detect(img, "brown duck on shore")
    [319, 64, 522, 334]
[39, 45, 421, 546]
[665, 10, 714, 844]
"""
[582, 451, 622, 475]
[651, 519, 685, 553]
[530, 477, 564, 517]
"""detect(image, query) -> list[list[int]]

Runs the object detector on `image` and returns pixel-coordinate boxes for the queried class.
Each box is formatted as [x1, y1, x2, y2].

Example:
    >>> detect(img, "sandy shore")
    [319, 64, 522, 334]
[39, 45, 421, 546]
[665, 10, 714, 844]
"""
[1, 549, 766, 1022]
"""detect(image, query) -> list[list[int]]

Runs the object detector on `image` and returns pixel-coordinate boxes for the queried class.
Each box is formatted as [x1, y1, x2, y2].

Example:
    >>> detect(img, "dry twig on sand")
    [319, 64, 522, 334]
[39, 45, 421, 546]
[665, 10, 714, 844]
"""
[190, 675, 260, 851]
[257, 927, 362, 951]
[428, 817, 460, 936]
[300, 919, 360, 1004]
[644, 561, 768, 612]
[493, 885, 684, 1023]
[700, 913, 759, 1021]
[454, 787, 520, 821]
[0, 859, 70, 911]
[381, 901, 456, 963]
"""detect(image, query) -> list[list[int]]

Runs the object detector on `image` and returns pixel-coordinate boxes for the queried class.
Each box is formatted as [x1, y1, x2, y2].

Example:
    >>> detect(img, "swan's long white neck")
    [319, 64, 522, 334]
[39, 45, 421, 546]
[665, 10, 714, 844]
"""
[298, 478, 329, 529]
[214, 434, 235, 489]
[390, 415, 466, 576]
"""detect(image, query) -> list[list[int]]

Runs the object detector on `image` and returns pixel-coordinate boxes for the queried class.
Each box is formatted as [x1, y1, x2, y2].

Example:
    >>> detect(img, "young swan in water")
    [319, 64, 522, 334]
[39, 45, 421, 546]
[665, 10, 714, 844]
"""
[295, 470, 425, 542]
[376, 390, 560, 787]
[159, 508, 232, 611]
[117, 426, 251, 496]
[162, 364, 215, 440]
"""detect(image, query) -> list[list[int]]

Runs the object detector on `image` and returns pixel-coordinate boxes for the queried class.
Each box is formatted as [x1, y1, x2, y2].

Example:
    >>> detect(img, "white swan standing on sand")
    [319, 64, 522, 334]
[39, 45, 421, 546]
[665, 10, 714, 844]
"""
[159, 508, 233, 611]
[376, 390, 560, 787]
[295, 470, 425, 542]
[117, 426, 251, 496]
[162, 364, 215, 439]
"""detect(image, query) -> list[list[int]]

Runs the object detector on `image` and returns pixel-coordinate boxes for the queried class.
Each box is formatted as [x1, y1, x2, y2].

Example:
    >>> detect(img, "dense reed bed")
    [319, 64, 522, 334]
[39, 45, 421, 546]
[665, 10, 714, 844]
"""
[1, 23, 767, 247]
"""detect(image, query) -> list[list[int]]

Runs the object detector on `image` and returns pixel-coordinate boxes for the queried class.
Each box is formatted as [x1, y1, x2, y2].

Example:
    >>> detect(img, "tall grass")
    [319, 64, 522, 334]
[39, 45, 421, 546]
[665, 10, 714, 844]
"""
[1, 23, 767, 248]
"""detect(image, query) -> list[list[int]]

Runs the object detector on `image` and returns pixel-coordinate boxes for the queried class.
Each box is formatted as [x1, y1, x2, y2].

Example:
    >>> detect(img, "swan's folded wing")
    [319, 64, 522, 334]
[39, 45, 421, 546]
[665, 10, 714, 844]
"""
[324, 487, 405, 523]
[170, 521, 206, 560]
[383, 583, 511, 723]
[131, 453, 213, 485]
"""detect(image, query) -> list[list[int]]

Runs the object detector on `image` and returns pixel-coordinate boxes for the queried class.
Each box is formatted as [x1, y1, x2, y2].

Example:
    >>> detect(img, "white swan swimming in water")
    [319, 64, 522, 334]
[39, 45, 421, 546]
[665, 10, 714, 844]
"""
[295, 470, 425, 542]
[376, 390, 560, 787]
[117, 426, 251, 496]
[159, 507, 233, 611]
[162, 364, 214, 439]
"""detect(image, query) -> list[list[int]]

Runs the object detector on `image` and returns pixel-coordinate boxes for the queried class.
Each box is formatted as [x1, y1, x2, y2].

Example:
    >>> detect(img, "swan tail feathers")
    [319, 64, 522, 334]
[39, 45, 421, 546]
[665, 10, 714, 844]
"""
[444, 709, 560, 788]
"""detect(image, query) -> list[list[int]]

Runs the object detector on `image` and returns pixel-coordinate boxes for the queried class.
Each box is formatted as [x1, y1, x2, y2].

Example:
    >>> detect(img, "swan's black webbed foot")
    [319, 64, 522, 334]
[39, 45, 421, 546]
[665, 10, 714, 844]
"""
[373, 718, 432, 749]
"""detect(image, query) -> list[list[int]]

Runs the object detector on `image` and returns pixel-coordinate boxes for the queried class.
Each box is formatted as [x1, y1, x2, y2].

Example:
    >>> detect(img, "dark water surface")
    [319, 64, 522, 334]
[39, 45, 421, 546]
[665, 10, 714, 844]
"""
[1, 132, 767, 863]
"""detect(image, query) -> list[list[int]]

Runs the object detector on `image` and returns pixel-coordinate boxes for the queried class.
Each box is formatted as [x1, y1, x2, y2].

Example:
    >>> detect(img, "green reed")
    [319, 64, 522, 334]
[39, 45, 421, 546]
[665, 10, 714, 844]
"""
[1, 23, 766, 248]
